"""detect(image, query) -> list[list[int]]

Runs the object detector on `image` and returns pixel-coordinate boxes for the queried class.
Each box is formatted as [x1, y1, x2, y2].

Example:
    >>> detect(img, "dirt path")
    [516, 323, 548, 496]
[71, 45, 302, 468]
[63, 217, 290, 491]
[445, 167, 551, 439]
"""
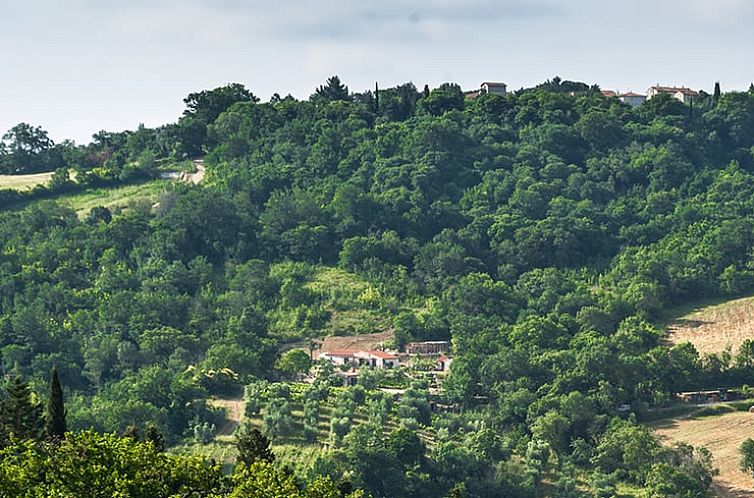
[654, 411, 754, 497]
[182, 159, 205, 184]
[208, 397, 244, 436]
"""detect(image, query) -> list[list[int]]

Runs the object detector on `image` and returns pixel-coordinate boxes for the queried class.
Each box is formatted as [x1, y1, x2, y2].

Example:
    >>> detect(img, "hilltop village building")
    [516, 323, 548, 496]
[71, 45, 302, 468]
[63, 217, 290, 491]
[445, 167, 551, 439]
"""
[646, 85, 699, 104]
[601, 85, 701, 107]
[480, 81, 507, 96]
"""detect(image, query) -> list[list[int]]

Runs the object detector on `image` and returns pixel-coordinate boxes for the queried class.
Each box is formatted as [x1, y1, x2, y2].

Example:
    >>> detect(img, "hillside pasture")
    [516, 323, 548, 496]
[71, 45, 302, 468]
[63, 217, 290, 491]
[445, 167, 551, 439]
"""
[654, 410, 754, 497]
[665, 296, 754, 355]
[0, 171, 55, 191]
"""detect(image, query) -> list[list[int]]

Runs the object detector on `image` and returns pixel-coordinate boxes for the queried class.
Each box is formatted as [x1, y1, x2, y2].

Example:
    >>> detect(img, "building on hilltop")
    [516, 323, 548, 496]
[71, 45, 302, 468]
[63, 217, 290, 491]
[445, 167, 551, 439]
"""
[601, 89, 646, 107]
[647, 85, 699, 104]
[480, 81, 507, 96]
[619, 92, 646, 107]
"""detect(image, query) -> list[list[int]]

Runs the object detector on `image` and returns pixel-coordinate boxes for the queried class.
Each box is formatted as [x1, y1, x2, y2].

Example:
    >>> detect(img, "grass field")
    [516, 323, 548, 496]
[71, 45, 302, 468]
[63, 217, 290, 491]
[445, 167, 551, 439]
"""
[664, 295, 754, 355]
[653, 410, 754, 497]
[56, 180, 170, 218]
[0, 171, 55, 191]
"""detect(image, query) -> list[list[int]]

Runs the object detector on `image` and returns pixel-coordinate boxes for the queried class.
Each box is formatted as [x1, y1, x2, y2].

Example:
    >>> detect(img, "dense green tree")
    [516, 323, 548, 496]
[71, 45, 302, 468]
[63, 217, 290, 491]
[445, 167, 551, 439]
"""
[312, 75, 350, 102]
[236, 423, 275, 466]
[2, 373, 43, 442]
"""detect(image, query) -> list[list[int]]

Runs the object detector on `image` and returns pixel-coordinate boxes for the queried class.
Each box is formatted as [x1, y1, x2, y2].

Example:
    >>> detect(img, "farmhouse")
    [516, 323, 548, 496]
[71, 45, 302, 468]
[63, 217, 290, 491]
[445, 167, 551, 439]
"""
[316, 349, 400, 369]
[317, 350, 357, 366]
[480, 81, 507, 96]
[647, 85, 699, 104]
[354, 350, 400, 369]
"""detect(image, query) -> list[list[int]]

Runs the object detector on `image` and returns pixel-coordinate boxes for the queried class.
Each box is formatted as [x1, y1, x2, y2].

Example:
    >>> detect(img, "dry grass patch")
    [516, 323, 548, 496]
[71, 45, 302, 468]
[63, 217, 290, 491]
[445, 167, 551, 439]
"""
[654, 411, 754, 497]
[665, 296, 754, 355]
[0, 171, 55, 191]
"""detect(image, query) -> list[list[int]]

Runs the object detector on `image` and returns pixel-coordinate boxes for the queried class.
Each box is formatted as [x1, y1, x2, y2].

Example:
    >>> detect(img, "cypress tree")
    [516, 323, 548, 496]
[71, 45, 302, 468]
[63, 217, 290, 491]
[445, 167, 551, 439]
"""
[2, 373, 43, 441]
[45, 366, 66, 440]
[714, 81, 721, 101]
[423, 84, 430, 98]
[374, 81, 380, 114]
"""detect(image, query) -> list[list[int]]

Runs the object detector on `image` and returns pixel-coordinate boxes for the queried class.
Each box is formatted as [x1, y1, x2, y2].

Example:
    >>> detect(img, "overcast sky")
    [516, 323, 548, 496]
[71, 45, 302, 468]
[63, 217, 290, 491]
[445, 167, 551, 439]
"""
[2, 0, 754, 144]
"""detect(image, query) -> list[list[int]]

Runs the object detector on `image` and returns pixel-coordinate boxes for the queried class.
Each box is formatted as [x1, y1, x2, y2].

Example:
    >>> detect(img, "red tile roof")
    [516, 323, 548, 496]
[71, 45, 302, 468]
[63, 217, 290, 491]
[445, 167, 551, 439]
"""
[601, 90, 618, 98]
[364, 350, 399, 360]
[650, 86, 699, 96]
[319, 350, 358, 357]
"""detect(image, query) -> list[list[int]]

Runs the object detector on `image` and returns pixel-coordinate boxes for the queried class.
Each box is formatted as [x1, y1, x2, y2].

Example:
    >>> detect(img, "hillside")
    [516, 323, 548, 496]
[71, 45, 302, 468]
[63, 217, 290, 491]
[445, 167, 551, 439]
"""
[665, 296, 754, 355]
[5, 80, 754, 497]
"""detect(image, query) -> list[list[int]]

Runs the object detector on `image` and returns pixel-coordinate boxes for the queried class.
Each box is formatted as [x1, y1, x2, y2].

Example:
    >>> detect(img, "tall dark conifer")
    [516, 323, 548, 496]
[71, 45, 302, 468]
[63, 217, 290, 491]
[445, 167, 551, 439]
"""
[714, 81, 721, 102]
[374, 81, 380, 114]
[3, 373, 43, 441]
[45, 366, 66, 440]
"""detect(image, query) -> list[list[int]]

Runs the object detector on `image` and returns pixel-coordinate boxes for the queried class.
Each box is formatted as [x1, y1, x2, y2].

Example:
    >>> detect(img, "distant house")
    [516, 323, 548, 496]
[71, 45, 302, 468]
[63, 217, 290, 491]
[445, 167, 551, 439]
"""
[354, 350, 400, 369]
[316, 350, 357, 366]
[406, 341, 451, 356]
[647, 85, 699, 104]
[317, 349, 399, 369]
[480, 82, 507, 96]
[619, 92, 646, 107]
[601, 90, 618, 98]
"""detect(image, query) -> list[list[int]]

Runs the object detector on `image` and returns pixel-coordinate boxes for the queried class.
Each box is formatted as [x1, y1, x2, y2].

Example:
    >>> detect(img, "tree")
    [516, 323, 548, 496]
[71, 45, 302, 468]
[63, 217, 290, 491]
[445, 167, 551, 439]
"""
[45, 366, 66, 441]
[714, 82, 721, 102]
[2, 373, 43, 441]
[183, 83, 257, 124]
[236, 423, 275, 466]
[275, 349, 312, 379]
[312, 76, 350, 102]
[741, 438, 754, 477]
[145, 424, 165, 452]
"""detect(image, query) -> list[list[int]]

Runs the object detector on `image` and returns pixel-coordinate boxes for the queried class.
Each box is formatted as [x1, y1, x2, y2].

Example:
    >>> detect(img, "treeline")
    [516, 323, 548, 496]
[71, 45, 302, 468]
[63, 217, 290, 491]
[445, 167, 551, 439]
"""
[4, 76, 754, 495]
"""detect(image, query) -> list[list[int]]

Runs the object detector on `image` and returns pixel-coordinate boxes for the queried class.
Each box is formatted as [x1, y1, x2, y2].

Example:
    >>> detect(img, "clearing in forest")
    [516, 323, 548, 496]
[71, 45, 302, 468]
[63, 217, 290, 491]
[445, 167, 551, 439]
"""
[0, 171, 55, 190]
[654, 411, 754, 498]
[665, 295, 754, 355]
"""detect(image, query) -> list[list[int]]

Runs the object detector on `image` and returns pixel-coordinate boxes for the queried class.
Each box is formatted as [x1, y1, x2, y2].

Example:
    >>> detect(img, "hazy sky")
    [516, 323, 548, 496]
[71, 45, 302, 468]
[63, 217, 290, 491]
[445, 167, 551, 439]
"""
[2, 0, 754, 144]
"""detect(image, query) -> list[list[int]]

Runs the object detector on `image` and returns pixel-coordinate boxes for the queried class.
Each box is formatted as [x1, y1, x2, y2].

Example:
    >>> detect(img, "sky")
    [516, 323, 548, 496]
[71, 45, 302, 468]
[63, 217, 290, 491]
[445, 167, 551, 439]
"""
[1, 0, 754, 144]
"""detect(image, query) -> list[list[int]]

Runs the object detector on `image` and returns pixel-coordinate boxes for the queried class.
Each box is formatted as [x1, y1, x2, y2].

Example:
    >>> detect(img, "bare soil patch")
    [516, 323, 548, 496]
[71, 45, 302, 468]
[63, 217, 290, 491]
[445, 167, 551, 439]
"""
[208, 397, 244, 436]
[319, 330, 394, 352]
